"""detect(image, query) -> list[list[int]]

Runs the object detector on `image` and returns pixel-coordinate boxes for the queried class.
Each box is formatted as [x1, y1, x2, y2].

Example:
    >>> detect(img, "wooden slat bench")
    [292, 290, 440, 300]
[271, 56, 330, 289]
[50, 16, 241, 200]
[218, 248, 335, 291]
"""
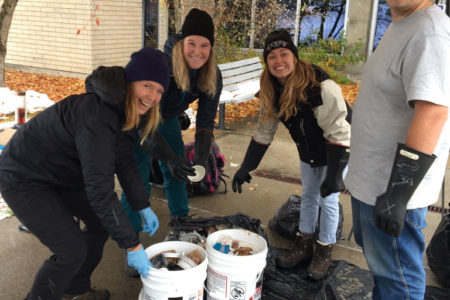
[217, 57, 263, 129]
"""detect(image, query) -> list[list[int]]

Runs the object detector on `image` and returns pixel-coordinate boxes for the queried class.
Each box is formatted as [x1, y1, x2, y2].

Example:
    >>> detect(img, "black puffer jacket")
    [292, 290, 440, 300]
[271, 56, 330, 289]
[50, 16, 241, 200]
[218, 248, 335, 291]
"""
[0, 66, 147, 249]
[162, 35, 223, 131]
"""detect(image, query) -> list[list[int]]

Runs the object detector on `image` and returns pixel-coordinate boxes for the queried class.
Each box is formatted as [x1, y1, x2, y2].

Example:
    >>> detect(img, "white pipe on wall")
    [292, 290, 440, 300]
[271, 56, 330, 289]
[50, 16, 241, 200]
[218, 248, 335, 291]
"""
[343, 0, 351, 36]
[293, 0, 302, 46]
[366, 0, 379, 58]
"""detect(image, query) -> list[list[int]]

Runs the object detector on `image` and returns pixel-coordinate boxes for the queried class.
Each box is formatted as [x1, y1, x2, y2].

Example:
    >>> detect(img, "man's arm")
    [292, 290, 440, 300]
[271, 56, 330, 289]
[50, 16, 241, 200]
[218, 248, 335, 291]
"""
[406, 100, 448, 154]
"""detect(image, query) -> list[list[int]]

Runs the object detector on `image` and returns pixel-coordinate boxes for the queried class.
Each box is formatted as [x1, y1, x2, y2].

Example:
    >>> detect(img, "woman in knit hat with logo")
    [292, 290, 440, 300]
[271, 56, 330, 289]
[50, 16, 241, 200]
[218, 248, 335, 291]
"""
[120, 8, 222, 238]
[0, 47, 172, 300]
[232, 29, 351, 280]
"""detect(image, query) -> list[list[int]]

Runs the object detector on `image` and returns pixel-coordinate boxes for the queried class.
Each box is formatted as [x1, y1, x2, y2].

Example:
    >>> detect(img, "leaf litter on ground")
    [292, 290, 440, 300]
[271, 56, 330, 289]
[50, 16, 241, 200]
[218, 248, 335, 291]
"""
[2, 69, 359, 126]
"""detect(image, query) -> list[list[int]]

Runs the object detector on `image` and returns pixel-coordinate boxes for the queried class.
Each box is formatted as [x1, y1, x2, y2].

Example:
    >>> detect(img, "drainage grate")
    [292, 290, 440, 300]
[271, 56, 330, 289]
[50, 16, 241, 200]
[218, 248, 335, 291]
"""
[254, 172, 449, 215]
[254, 171, 302, 185]
[428, 205, 450, 215]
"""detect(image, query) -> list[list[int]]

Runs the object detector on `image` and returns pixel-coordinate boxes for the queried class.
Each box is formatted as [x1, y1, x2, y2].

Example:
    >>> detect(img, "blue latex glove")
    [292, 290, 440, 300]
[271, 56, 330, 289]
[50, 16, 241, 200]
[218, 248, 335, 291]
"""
[138, 207, 159, 236]
[127, 246, 152, 278]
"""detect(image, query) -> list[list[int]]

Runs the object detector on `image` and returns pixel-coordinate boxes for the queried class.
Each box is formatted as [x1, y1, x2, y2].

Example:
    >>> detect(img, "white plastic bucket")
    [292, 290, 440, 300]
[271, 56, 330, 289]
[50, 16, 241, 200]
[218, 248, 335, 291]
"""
[139, 241, 207, 300]
[205, 229, 268, 300]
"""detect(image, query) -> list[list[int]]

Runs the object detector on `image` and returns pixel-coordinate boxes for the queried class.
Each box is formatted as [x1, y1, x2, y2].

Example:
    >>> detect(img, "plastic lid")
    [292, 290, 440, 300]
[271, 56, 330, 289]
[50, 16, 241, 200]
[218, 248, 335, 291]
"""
[187, 165, 206, 182]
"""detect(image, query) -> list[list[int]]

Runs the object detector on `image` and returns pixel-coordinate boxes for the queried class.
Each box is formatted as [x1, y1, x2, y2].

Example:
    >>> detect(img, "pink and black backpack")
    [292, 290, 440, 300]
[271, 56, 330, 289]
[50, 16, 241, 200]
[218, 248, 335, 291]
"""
[184, 141, 228, 196]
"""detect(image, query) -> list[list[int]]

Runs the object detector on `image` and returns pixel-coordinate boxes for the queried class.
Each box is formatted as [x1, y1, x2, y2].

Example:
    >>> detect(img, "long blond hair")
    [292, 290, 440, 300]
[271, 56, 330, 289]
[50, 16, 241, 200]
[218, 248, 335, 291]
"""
[171, 39, 217, 96]
[122, 84, 160, 143]
[259, 58, 319, 124]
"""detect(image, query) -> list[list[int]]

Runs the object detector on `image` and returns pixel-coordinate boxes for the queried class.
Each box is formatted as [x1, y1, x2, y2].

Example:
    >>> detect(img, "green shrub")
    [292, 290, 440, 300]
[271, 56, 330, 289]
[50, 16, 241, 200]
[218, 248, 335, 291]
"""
[297, 33, 365, 84]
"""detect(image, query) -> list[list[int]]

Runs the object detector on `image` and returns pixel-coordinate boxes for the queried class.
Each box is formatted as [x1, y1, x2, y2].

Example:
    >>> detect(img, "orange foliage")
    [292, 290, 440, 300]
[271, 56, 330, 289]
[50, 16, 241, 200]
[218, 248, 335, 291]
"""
[5, 70, 85, 102]
[338, 83, 360, 106]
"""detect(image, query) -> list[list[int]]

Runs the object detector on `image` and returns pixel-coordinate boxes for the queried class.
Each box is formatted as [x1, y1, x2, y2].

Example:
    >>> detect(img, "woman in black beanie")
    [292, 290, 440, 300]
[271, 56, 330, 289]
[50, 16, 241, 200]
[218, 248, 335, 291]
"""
[0, 47, 172, 300]
[120, 8, 223, 233]
[232, 29, 351, 280]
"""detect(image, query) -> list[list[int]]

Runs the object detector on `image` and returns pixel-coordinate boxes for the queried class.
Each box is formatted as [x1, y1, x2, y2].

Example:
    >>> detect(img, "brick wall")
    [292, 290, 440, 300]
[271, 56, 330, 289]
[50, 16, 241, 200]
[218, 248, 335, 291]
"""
[6, 0, 142, 77]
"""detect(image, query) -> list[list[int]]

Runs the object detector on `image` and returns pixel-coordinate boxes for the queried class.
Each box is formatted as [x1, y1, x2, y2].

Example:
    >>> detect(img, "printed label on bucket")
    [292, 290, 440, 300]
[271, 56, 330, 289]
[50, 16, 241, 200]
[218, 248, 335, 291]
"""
[141, 290, 201, 300]
[252, 274, 263, 300]
[141, 292, 155, 300]
[207, 267, 228, 297]
[230, 281, 246, 300]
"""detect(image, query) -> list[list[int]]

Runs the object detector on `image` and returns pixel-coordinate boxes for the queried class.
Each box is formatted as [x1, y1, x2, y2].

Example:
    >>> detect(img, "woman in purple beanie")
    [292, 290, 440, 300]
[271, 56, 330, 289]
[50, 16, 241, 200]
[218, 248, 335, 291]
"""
[0, 47, 170, 300]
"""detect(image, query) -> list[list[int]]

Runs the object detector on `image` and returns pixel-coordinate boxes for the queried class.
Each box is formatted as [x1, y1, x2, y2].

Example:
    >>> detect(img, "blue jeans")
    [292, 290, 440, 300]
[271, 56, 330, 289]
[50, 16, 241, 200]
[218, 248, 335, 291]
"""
[351, 197, 428, 300]
[299, 161, 341, 244]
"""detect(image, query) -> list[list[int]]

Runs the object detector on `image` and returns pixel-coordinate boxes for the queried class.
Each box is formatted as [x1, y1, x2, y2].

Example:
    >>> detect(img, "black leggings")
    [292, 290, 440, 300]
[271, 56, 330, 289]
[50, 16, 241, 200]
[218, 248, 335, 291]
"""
[0, 185, 109, 300]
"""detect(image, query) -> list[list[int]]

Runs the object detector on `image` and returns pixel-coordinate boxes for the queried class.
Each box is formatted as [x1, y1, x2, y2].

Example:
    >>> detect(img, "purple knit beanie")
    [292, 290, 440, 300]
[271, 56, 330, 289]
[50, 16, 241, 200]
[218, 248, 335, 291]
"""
[124, 47, 170, 91]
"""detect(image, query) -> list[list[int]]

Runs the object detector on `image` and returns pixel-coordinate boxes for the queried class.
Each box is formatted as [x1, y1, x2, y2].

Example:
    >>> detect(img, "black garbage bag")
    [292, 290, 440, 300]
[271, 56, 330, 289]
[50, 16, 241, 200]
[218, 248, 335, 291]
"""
[262, 247, 374, 299]
[169, 213, 267, 239]
[426, 213, 450, 288]
[424, 285, 450, 300]
[268, 194, 302, 240]
[268, 195, 344, 241]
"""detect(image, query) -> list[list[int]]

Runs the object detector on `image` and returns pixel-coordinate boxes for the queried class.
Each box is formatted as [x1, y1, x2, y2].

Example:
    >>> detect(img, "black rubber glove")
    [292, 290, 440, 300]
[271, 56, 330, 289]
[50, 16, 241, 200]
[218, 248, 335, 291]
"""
[194, 130, 213, 169]
[140, 130, 195, 184]
[320, 143, 350, 197]
[178, 112, 191, 130]
[374, 143, 436, 237]
[232, 139, 269, 193]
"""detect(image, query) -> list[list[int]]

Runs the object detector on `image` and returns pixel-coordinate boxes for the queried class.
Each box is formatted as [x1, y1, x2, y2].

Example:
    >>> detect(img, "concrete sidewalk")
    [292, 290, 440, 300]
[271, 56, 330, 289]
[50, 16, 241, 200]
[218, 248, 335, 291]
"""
[0, 117, 448, 299]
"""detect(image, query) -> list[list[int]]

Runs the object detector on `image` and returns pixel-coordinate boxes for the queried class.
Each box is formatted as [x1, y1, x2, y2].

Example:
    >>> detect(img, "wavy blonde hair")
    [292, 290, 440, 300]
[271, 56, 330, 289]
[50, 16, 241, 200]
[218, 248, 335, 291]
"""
[171, 39, 217, 97]
[259, 58, 319, 124]
[122, 84, 160, 143]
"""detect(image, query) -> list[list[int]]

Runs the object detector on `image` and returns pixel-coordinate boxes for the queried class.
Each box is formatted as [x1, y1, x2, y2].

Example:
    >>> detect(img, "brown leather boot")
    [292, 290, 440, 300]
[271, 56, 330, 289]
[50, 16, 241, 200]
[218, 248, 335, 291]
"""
[276, 232, 314, 268]
[307, 242, 333, 280]
[62, 289, 110, 300]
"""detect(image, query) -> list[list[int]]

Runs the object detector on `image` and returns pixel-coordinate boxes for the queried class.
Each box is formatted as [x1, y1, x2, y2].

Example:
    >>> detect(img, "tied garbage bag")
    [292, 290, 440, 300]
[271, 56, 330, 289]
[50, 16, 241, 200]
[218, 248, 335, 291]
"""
[426, 213, 450, 288]
[268, 194, 302, 240]
[268, 195, 344, 241]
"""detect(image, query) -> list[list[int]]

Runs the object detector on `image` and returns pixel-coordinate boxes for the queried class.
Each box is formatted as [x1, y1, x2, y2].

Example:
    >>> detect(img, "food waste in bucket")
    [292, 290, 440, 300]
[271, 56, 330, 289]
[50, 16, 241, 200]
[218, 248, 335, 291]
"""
[139, 241, 207, 300]
[150, 249, 203, 270]
[205, 229, 268, 300]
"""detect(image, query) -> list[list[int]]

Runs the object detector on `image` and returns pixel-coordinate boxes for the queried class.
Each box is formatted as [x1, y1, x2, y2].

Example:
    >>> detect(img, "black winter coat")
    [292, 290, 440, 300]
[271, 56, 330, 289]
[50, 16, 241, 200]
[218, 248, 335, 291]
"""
[0, 66, 147, 249]
[162, 35, 223, 131]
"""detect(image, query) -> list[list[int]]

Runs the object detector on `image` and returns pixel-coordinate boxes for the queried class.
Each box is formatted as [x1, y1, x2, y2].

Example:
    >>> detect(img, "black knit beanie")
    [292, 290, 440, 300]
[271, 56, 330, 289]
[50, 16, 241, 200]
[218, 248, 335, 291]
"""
[180, 8, 214, 46]
[124, 47, 169, 91]
[263, 29, 299, 63]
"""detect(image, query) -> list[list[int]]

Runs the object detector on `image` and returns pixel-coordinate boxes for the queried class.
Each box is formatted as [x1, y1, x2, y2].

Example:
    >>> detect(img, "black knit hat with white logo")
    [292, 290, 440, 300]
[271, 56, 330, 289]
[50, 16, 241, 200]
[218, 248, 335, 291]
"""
[263, 29, 299, 63]
[180, 8, 214, 46]
[124, 47, 169, 91]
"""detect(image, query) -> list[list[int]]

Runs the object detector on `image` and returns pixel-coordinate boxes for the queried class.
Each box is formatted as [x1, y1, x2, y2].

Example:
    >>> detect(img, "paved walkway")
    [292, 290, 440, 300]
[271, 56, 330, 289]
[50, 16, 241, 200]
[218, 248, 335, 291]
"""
[0, 117, 448, 299]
